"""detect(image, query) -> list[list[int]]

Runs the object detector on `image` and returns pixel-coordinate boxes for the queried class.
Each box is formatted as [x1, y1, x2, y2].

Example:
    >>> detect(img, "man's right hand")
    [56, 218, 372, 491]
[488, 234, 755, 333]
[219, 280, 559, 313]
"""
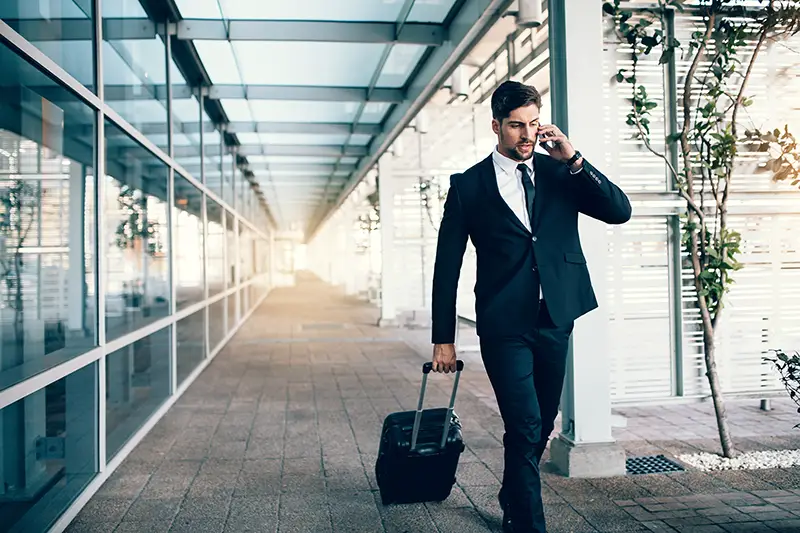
[432, 343, 458, 373]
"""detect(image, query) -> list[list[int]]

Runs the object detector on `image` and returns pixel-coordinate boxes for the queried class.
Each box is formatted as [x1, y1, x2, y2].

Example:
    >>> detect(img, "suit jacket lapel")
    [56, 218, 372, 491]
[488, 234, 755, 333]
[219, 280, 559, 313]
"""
[479, 155, 531, 235]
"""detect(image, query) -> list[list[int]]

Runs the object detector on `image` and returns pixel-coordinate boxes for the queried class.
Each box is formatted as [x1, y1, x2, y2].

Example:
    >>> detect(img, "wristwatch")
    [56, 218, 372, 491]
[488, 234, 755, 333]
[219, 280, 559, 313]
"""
[566, 150, 582, 168]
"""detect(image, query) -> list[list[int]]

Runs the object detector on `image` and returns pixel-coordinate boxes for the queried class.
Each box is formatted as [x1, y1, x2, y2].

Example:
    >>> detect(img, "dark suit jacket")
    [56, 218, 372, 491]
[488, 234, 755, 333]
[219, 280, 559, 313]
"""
[430, 151, 632, 344]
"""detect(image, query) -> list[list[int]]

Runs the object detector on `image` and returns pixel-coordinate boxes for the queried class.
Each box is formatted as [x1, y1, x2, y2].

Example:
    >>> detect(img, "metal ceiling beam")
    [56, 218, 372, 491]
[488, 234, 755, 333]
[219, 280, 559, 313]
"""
[117, 144, 367, 158]
[30, 84, 402, 103]
[233, 145, 368, 158]
[207, 85, 404, 102]
[136, 0, 280, 229]
[1, 18, 156, 41]
[2, 18, 445, 46]
[226, 122, 380, 135]
[67, 121, 381, 136]
[306, 0, 514, 241]
[181, 163, 357, 173]
[176, 19, 445, 46]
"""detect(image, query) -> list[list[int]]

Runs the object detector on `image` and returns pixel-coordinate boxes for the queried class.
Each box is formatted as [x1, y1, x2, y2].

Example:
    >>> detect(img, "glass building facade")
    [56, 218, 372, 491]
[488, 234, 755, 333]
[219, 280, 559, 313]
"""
[0, 3, 273, 532]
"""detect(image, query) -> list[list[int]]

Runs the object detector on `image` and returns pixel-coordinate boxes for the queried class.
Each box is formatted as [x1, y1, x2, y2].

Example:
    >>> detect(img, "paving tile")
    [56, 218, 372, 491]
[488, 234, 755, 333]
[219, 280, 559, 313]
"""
[66, 274, 800, 533]
[123, 497, 182, 523]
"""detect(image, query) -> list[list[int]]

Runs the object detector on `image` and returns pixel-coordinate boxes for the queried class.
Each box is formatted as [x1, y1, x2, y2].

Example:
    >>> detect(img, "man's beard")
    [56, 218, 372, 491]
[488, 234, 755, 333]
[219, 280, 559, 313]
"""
[501, 132, 535, 161]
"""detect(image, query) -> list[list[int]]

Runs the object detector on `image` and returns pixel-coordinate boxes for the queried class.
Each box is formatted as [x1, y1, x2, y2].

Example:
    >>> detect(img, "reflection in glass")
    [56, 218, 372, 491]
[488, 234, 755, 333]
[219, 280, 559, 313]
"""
[0, 363, 98, 532]
[0, 45, 97, 391]
[0, 1, 95, 92]
[104, 120, 170, 341]
[206, 199, 224, 296]
[177, 309, 204, 386]
[173, 174, 204, 310]
[106, 326, 170, 460]
[203, 123, 223, 198]
[171, 96, 201, 176]
[222, 150, 234, 206]
[102, 2, 174, 148]
[208, 297, 225, 351]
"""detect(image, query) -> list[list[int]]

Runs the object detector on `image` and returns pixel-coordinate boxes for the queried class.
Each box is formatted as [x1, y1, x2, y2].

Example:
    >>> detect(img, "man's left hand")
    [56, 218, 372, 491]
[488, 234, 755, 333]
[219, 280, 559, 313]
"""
[537, 124, 576, 163]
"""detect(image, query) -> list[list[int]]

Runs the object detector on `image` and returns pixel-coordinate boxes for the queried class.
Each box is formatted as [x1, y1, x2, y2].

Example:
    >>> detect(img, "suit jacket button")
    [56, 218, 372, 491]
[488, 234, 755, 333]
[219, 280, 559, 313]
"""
[532, 236, 537, 242]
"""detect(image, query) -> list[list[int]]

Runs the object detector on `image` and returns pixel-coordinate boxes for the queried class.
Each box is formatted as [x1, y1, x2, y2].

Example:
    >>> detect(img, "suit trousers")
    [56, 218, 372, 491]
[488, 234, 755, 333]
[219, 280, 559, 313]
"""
[479, 300, 573, 533]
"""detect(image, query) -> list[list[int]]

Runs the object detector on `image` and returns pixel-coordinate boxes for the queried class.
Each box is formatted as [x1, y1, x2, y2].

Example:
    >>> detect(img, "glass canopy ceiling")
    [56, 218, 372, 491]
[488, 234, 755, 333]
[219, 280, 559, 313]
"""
[170, 0, 463, 233]
[1, 0, 511, 234]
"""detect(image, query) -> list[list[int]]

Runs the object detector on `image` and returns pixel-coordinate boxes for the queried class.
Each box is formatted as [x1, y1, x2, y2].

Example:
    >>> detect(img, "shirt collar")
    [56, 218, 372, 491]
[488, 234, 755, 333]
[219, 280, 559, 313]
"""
[492, 145, 534, 176]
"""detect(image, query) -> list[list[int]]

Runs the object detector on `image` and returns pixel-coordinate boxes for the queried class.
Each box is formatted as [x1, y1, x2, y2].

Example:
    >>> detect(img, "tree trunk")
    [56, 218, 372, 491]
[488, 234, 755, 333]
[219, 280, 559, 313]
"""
[701, 312, 736, 458]
[13, 253, 24, 364]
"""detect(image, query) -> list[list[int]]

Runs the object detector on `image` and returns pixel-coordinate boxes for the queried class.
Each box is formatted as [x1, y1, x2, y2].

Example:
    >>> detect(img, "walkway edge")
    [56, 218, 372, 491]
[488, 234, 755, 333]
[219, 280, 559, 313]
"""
[47, 290, 272, 533]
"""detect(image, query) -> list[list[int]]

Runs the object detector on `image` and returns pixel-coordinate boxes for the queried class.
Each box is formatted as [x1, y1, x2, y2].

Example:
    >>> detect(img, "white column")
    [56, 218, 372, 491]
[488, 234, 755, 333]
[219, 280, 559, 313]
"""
[547, 0, 626, 477]
[377, 154, 398, 327]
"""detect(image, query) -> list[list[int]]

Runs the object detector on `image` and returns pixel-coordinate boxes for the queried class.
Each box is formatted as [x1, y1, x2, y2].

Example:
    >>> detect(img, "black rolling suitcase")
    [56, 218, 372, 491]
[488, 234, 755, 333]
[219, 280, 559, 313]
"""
[375, 360, 465, 505]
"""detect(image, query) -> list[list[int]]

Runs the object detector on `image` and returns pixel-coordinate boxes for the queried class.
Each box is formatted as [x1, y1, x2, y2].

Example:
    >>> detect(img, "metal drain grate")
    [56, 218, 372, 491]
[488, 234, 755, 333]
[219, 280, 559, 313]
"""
[626, 454, 685, 475]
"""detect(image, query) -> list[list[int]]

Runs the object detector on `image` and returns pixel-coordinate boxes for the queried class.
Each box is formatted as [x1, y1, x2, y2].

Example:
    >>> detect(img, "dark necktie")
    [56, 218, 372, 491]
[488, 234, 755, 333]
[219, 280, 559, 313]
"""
[517, 163, 535, 226]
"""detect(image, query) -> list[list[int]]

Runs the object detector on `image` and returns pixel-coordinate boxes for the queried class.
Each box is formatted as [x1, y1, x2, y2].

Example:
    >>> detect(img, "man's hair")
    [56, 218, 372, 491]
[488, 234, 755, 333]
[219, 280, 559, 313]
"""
[490, 81, 542, 121]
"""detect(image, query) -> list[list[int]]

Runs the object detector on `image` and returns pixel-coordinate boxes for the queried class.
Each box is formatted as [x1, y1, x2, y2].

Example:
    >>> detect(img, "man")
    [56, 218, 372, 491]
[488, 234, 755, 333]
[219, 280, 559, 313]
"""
[429, 80, 631, 533]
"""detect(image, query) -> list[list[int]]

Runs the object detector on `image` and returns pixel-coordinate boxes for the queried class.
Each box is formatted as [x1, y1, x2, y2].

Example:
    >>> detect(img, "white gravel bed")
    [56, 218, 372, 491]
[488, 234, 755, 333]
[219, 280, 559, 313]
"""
[677, 449, 800, 471]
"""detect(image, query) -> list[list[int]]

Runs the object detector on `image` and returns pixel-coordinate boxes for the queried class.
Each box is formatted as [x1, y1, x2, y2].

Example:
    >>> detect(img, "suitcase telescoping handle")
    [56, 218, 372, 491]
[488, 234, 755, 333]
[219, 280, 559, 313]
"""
[410, 359, 464, 453]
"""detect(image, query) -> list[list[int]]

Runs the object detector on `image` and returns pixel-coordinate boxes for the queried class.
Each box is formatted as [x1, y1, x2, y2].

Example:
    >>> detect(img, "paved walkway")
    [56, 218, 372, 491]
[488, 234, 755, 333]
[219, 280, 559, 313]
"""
[67, 273, 800, 533]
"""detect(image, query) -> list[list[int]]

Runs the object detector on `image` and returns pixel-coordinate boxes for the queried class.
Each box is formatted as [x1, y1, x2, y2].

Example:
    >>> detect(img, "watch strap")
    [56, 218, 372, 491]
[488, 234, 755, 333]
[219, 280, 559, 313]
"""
[566, 150, 582, 167]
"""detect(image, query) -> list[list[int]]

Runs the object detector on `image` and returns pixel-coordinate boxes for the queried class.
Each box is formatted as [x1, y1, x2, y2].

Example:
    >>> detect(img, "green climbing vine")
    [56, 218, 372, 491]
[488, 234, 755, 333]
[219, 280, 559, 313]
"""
[603, 0, 800, 458]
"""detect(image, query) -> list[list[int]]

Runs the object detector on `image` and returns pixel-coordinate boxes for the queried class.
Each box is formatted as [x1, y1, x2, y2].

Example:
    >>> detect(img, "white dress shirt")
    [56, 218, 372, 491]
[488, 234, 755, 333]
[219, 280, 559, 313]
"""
[491, 146, 543, 299]
[491, 146, 534, 231]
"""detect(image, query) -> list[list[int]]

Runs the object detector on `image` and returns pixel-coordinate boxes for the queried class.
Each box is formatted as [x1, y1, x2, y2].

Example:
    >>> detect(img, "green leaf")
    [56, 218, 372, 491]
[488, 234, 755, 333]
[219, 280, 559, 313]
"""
[642, 35, 659, 48]
[602, 2, 616, 15]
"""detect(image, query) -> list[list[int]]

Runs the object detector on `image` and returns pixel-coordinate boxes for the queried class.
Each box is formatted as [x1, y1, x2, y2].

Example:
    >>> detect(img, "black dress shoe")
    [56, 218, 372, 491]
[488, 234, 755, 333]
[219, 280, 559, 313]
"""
[500, 497, 514, 533]
[502, 502, 514, 532]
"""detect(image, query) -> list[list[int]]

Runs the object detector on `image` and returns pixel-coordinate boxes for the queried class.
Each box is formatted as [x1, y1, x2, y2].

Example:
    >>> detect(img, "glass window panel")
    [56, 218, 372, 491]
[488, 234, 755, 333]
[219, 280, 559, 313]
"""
[208, 297, 224, 351]
[0, 1, 95, 92]
[227, 294, 237, 332]
[377, 44, 426, 87]
[176, 308, 205, 386]
[103, 120, 170, 341]
[226, 211, 236, 287]
[361, 102, 391, 124]
[340, 157, 359, 164]
[239, 227, 251, 283]
[206, 198, 224, 296]
[0, 45, 96, 391]
[408, 0, 459, 22]
[349, 134, 374, 146]
[237, 169, 246, 212]
[239, 287, 245, 321]
[179, 0, 405, 21]
[222, 150, 235, 205]
[0, 362, 98, 532]
[100, 0, 148, 18]
[102, 26, 169, 146]
[218, 99, 251, 122]
[221, 100, 361, 123]
[174, 174, 204, 310]
[231, 42, 384, 86]
[193, 41, 243, 85]
[203, 116, 221, 191]
[106, 326, 170, 460]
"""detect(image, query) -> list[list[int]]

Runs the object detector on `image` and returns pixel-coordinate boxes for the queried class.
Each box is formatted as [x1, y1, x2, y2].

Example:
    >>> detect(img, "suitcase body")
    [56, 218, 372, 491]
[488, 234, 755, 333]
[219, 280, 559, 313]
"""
[375, 361, 466, 505]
